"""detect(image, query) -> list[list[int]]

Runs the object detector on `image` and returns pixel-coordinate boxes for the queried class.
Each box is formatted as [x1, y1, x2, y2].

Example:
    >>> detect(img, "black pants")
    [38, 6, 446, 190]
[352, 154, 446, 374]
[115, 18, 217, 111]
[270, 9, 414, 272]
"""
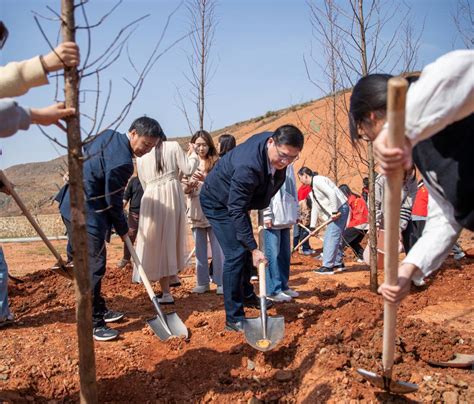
[342, 227, 366, 259]
[123, 211, 139, 261]
[402, 220, 425, 254]
[63, 218, 108, 328]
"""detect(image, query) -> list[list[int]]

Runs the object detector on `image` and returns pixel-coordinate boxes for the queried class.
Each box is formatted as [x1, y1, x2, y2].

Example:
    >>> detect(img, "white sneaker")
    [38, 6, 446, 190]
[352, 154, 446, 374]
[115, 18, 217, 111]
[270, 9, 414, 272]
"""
[412, 278, 426, 287]
[250, 275, 258, 282]
[268, 292, 292, 302]
[356, 258, 365, 263]
[454, 252, 466, 260]
[216, 285, 224, 295]
[315, 254, 323, 260]
[157, 293, 174, 304]
[283, 288, 299, 298]
[192, 283, 210, 294]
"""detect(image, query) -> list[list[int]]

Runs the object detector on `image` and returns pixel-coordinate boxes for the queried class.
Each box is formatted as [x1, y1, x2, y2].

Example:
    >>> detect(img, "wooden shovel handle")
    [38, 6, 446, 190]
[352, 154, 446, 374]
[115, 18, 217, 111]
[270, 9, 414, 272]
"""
[125, 236, 157, 301]
[382, 77, 408, 374]
[0, 170, 65, 265]
[292, 218, 333, 252]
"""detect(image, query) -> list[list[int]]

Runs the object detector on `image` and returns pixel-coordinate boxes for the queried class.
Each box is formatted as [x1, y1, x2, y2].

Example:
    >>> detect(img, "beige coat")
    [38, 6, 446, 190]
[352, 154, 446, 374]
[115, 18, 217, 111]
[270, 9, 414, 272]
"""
[0, 57, 48, 98]
[133, 141, 199, 282]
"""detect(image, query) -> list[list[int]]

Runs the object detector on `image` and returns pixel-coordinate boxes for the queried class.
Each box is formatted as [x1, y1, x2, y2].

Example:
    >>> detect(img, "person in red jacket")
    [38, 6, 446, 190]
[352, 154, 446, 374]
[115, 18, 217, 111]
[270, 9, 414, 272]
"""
[339, 184, 368, 261]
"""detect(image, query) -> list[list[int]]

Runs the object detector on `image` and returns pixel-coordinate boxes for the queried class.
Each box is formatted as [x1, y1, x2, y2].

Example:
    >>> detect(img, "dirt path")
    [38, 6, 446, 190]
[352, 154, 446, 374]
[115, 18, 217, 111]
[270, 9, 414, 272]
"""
[0, 237, 473, 402]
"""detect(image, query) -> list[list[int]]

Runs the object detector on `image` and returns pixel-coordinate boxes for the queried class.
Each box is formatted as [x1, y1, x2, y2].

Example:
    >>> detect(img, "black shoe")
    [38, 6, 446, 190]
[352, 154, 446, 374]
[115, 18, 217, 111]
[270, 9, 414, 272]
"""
[243, 294, 274, 310]
[334, 263, 346, 273]
[225, 321, 244, 332]
[93, 325, 119, 341]
[314, 266, 335, 275]
[103, 310, 124, 323]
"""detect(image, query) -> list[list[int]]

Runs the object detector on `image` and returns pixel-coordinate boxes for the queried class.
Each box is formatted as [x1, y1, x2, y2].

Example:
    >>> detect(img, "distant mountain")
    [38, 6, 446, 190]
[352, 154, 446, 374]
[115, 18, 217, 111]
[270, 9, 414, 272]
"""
[1, 92, 368, 217]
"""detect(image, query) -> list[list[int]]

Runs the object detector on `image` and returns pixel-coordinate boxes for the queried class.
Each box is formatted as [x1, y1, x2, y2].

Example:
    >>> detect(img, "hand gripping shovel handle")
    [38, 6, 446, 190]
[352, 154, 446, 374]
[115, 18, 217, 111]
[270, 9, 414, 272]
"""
[292, 218, 333, 252]
[124, 236, 170, 331]
[0, 170, 72, 280]
[382, 77, 408, 377]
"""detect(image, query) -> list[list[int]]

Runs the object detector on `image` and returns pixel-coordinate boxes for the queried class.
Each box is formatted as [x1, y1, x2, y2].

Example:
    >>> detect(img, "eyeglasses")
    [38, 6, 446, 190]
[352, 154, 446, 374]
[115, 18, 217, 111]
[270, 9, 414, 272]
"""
[0, 22, 8, 50]
[274, 144, 299, 163]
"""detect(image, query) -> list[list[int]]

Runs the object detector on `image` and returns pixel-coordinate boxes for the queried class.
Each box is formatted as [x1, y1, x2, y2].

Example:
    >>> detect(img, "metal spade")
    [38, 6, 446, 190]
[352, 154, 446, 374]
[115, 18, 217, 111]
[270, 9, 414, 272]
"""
[243, 261, 285, 352]
[357, 77, 418, 394]
[125, 236, 188, 340]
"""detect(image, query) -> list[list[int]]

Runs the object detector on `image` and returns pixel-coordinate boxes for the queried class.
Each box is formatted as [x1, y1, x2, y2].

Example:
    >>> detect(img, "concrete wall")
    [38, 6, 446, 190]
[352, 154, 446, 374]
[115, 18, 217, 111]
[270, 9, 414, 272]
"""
[0, 214, 65, 239]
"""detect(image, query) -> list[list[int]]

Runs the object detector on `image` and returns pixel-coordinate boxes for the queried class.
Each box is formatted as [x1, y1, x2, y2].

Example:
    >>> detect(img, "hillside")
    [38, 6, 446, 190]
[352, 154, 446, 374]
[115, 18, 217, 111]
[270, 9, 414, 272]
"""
[0, 91, 368, 217]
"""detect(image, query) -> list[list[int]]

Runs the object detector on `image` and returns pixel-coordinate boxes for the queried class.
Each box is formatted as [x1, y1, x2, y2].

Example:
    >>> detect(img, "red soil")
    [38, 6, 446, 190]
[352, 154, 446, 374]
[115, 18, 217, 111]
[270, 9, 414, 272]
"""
[0, 234, 473, 402]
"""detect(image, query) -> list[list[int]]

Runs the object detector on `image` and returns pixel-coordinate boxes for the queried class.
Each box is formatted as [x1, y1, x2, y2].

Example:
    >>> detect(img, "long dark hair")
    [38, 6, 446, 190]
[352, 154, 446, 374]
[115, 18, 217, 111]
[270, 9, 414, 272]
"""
[297, 166, 316, 177]
[339, 184, 352, 198]
[191, 130, 218, 173]
[218, 133, 236, 157]
[349, 74, 392, 142]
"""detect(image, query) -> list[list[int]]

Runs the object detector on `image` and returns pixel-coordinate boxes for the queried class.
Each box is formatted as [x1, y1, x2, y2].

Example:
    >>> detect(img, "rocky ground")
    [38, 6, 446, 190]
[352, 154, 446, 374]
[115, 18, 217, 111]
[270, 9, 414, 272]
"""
[0, 234, 473, 403]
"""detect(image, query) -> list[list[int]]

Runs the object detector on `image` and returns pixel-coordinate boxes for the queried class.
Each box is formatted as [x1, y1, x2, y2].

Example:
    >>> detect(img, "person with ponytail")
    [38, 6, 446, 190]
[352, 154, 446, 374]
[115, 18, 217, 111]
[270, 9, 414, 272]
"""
[297, 167, 349, 275]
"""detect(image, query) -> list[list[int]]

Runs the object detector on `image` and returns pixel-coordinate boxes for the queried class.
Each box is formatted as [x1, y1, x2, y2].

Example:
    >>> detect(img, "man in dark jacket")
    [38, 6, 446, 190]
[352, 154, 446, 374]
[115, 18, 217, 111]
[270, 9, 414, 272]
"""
[59, 116, 165, 341]
[200, 125, 304, 331]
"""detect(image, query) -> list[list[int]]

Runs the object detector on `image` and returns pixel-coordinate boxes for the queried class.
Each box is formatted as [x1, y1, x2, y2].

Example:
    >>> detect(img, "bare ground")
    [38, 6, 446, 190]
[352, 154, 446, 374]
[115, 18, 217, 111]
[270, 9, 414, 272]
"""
[0, 235, 473, 403]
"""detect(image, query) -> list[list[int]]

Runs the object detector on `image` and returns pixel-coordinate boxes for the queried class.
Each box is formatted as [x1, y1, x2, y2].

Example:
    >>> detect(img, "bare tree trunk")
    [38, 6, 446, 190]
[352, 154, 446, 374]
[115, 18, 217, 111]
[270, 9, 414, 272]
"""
[357, 0, 378, 291]
[367, 142, 378, 291]
[61, 1, 98, 402]
[199, 0, 206, 131]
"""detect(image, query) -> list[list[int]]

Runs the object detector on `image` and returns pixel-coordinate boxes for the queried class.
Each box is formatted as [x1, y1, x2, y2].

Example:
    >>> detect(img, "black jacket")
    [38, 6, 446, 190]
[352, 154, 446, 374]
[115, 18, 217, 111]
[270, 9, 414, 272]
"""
[201, 132, 286, 250]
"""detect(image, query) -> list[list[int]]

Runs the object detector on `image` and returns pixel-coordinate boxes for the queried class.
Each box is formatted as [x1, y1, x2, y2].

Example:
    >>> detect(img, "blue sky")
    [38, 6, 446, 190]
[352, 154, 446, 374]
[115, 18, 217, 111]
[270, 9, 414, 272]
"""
[0, 0, 466, 169]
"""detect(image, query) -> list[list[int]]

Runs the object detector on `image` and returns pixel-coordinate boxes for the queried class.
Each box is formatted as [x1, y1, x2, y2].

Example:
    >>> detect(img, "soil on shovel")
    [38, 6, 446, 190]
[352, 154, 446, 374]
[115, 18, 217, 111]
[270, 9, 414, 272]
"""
[0, 233, 473, 402]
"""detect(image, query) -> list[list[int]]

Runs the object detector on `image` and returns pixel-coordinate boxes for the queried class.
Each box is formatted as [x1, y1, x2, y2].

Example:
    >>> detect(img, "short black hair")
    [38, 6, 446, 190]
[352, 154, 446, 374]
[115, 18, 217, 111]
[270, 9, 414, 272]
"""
[272, 124, 304, 150]
[339, 184, 352, 197]
[349, 74, 392, 142]
[129, 116, 166, 139]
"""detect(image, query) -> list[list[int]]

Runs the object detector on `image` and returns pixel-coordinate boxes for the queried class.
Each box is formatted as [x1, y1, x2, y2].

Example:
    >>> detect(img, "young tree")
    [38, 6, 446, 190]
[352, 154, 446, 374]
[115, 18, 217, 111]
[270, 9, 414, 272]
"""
[34, 1, 188, 400]
[452, 0, 473, 48]
[306, 0, 423, 291]
[183, 0, 217, 132]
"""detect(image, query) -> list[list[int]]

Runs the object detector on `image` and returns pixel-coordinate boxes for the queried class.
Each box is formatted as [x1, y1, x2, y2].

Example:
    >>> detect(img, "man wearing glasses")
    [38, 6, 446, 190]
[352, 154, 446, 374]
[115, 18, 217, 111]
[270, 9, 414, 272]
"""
[200, 125, 304, 332]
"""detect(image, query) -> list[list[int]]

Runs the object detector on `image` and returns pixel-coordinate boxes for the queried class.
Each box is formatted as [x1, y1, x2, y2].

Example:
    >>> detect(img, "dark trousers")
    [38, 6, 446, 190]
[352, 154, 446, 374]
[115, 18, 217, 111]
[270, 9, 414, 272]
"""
[123, 211, 139, 261]
[292, 224, 311, 251]
[200, 190, 255, 323]
[402, 220, 425, 254]
[63, 218, 108, 328]
[342, 227, 366, 259]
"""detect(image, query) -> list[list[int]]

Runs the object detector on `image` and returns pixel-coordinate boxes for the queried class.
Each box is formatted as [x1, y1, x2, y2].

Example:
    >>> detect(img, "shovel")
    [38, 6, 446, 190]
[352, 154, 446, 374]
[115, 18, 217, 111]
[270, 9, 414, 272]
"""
[357, 77, 418, 394]
[0, 170, 73, 280]
[243, 261, 285, 351]
[243, 224, 285, 351]
[125, 236, 188, 341]
[292, 218, 333, 253]
[427, 353, 474, 369]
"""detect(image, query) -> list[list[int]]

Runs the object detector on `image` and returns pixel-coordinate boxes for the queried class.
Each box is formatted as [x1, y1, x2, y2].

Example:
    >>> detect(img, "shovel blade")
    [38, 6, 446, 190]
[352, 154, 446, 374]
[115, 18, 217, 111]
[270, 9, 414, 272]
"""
[147, 312, 188, 341]
[427, 353, 474, 369]
[357, 368, 418, 394]
[243, 315, 285, 352]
